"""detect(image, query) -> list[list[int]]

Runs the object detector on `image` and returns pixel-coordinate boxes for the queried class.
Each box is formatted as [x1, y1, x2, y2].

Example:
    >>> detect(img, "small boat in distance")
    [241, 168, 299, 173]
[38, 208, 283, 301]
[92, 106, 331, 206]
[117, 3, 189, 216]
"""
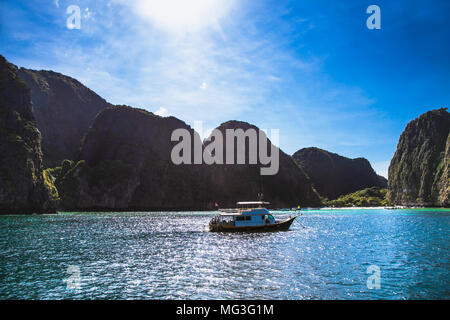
[277, 205, 301, 212]
[209, 201, 299, 232]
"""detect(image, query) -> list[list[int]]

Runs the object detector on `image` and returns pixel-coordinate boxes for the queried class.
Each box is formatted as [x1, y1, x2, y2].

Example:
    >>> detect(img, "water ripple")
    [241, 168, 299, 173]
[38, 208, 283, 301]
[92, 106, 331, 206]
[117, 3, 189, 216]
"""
[0, 209, 449, 299]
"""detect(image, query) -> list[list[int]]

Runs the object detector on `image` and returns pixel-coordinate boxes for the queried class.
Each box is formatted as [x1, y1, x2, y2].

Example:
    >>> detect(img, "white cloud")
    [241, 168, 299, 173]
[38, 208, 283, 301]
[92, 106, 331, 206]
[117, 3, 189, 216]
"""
[54, 0, 59, 8]
[267, 75, 281, 82]
[154, 107, 168, 117]
[199, 82, 207, 90]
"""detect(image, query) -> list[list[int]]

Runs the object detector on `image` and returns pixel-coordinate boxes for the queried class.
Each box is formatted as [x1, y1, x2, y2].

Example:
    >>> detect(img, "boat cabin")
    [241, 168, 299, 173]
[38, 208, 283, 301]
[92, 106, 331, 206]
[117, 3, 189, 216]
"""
[215, 201, 275, 227]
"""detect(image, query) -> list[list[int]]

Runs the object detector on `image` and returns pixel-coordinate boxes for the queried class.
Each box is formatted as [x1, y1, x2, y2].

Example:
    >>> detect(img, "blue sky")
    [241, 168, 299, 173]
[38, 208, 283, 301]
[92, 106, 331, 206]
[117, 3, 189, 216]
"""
[1, 0, 449, 177]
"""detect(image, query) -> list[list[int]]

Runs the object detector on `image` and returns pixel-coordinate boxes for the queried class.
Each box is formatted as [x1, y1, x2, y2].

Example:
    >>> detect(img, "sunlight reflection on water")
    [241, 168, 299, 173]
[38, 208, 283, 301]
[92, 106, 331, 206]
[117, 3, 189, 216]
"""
[0, 209, 449, 299]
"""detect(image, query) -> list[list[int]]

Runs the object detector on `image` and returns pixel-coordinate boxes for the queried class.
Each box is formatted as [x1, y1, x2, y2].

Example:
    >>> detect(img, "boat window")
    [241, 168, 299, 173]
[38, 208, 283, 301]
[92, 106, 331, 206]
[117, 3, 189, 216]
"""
[236, 216, 252, 221]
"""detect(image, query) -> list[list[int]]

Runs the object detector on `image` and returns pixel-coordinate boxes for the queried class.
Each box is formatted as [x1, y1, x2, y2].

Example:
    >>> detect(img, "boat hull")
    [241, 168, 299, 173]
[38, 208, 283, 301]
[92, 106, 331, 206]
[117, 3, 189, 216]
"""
[209, 216, 297, 232]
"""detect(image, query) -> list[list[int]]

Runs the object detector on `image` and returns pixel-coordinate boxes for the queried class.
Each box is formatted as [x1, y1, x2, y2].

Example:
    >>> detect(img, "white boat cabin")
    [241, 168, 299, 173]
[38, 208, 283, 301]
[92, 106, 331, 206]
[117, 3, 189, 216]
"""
[217, 201, 276, 227]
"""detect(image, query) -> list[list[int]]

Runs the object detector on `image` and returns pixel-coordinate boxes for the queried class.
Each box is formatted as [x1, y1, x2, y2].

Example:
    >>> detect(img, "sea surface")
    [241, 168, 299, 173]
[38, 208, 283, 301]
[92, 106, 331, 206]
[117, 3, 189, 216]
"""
[0, 209, 449, 300]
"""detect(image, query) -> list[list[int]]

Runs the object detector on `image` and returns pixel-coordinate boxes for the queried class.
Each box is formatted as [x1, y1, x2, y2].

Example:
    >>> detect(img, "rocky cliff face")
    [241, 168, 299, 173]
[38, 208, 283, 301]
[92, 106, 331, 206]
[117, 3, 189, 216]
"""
[17, 68, 110, 167]
[0, 55, 54, 214]
[292, 147, 387, 200]
[205, 121, 322, 208]
[388, 108, 450, 206]
[54, 105, 210, 210]
[53, 109, 321, 210]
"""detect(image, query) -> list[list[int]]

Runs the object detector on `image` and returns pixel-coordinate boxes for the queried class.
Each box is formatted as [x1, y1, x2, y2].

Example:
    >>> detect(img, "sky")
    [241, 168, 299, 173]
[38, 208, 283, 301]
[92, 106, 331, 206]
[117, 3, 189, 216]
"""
[1, 0, 449, 178]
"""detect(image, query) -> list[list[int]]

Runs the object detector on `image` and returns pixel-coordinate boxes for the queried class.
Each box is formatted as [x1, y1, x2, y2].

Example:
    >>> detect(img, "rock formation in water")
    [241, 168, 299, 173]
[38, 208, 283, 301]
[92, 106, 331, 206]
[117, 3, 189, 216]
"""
[0, 55, 54, 214]
[292, 147, 387, 200]
[205, 121, 322, 208]
[388, 108, 449, 207]
[50, 108, 322, 210]
[17, 68, 111, 167]
[52, 105, 210, 210]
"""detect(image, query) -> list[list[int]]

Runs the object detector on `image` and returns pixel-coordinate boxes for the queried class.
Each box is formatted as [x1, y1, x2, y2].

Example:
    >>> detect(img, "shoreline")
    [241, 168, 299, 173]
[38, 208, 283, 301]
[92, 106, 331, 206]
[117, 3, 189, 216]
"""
[303, 206, 450, 211]
[0, 206, 449, 216]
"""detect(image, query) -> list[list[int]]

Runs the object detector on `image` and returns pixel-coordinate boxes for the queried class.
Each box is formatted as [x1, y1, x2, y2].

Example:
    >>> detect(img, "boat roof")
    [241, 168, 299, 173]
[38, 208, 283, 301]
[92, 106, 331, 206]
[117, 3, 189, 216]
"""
[236, 201, 270, 205]
[219, 211, 269, 216]
[218, 207, 270, 216]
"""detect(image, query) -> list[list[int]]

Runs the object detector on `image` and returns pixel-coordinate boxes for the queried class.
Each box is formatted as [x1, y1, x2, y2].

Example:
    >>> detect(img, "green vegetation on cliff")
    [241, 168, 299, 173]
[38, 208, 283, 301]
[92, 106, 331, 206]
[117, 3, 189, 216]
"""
[43, 168, 60, 201]
[0, 55, 54, 214]
[46, 159, 135, 210]
[325, 187, 388, 207]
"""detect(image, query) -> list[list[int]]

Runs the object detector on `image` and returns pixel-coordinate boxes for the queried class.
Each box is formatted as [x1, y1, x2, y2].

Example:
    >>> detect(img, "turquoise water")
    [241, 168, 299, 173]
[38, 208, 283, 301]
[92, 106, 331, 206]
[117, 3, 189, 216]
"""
[0, 209, 449, 299]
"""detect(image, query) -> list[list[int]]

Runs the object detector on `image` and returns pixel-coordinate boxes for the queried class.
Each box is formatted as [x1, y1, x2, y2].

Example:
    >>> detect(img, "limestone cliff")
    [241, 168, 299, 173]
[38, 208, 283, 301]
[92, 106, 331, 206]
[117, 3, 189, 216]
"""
[0, 55, 54, 214]
[205, 121, 322, 208]
[292, 147, 387, 200]
[388, 108, 450, 206]
[52, 109, 321, 210]
[18, 68, 110, 167]
[53, 105, 210, 210]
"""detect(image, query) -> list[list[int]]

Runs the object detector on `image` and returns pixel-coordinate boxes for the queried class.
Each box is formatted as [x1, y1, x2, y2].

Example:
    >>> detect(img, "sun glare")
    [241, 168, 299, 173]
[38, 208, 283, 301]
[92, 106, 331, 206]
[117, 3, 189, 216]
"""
[132, 0, 233, 33]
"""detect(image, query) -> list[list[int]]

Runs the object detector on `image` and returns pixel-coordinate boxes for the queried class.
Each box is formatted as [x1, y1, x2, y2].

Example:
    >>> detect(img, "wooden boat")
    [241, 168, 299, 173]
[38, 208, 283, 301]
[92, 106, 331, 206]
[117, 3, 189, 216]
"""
[209, 201, 299, 232]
